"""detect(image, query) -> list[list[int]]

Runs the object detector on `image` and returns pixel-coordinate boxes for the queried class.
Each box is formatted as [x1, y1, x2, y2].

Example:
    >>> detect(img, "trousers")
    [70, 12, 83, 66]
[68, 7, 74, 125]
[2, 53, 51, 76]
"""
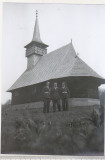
[62, 98, 69, 111]
[43, 99, 50, 113]
[52, 99, 61, 112]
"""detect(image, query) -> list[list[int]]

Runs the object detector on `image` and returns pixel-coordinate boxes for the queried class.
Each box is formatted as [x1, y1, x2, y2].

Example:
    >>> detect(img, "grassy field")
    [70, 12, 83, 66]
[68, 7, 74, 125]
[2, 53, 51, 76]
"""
[1, 103, 104, 155]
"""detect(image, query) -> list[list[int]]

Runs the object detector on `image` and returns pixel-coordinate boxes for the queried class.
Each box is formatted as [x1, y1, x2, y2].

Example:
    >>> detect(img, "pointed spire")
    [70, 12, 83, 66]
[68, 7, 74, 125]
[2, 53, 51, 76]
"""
[32, 10, 42, 43]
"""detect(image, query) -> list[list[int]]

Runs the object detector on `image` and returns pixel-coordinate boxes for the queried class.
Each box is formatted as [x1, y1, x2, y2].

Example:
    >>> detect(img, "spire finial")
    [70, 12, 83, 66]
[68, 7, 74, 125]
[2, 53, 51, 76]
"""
[36, 10, 38, 18]
[71, 38, 72, 44]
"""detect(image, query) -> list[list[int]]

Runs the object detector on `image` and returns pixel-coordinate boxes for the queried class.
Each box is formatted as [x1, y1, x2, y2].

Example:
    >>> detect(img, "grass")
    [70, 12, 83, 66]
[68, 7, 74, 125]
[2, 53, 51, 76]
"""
[1, 103, 104, 155]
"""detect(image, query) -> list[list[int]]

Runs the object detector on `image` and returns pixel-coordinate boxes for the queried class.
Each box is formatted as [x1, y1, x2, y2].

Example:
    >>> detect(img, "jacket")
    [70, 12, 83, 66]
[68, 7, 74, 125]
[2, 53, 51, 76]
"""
[42, 86, 51, 99]
[60, 87, 70, 98]
[51, 87, 60, 100]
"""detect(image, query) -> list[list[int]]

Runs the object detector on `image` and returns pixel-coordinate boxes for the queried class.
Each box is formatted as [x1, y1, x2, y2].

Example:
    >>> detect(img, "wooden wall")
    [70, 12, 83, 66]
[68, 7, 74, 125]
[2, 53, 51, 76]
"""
[11, 77, 101, 105]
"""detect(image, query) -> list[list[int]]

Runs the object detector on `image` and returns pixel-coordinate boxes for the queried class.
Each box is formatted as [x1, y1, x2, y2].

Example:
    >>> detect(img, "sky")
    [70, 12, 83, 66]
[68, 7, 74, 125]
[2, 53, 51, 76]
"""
[2, 3, 105, 104]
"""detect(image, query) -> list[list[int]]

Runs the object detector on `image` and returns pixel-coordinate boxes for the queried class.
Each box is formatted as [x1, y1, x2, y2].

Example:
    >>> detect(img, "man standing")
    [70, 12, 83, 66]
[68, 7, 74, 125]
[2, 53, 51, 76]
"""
[51, 82, 61, 112]
[61, 82, 70, 111]
[42, 81, 51, 113]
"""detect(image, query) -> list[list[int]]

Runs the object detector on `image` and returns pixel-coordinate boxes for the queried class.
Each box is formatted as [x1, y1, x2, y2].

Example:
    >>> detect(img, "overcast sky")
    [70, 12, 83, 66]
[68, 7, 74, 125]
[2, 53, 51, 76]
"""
[2, 3, 105, 104]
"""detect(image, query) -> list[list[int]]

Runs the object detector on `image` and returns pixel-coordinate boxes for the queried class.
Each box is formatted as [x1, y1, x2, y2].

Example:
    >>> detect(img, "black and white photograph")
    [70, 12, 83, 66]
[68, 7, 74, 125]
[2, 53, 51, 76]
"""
[1, 2, 105, 156]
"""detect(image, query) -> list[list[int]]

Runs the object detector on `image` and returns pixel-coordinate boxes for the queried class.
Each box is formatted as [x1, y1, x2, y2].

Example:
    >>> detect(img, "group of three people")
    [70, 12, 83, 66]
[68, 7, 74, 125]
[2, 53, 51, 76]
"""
[42, 81, 70, 113]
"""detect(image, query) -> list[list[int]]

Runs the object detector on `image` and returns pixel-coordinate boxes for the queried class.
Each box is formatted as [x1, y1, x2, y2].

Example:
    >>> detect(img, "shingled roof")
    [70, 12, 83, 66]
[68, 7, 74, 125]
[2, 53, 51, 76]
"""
[8, 42, 103, 92]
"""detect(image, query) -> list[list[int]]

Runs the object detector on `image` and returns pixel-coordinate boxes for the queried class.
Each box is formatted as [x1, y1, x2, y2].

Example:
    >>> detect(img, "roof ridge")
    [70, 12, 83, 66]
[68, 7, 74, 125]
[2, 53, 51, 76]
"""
[52, 44, 73, 76]
[67, 57, 77, 75]
[46, 42, 72, 56]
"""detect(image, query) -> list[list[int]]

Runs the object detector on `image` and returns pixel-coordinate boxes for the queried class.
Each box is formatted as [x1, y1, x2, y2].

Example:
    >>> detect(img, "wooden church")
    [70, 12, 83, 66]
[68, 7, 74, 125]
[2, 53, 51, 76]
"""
[8, 11, 105, 106]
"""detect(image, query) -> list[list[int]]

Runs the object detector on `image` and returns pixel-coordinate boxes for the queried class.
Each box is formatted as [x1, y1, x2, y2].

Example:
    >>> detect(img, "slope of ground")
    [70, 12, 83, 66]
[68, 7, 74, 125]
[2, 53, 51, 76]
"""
[1, 103, 104, 155]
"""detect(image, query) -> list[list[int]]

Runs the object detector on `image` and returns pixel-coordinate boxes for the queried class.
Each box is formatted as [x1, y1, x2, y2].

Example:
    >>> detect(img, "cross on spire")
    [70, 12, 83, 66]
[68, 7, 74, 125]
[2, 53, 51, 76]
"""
[36, 10, 38, 18]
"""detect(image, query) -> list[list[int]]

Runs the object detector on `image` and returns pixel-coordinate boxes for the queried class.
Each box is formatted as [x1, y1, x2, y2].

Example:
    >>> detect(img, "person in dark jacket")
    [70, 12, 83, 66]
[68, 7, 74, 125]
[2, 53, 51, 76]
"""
[61, 82, 70, 111]
[42, 81, 51, 113]
[51, 82, 61, 112]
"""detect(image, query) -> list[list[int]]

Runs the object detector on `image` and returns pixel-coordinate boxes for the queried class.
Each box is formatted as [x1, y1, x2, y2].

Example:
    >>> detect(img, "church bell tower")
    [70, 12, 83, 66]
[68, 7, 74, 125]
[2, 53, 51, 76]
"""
[24, 10, 48, 69]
